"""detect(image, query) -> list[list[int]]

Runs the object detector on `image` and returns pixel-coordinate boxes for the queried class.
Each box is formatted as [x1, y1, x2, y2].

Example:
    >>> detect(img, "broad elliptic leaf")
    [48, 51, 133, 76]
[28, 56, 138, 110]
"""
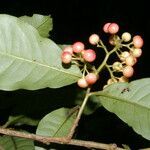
[36, 107, 77, 137]
[0, 135, 34, 150]
[96, 78, 150, 140]
[19, 14, 53, 37]
[0, 14, 81, 90]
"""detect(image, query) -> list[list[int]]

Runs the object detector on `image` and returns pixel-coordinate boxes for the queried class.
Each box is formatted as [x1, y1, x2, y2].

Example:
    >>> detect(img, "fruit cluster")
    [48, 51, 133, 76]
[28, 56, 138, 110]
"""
[103, 23, 143, 87]
[61, 22, 144, 89]
[61, 41, 98, 88]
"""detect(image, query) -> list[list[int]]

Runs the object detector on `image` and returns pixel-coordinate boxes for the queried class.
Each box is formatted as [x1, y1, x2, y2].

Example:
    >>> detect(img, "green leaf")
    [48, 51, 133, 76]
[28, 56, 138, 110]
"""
[3, 115, 39, 128]
[36, 107, 78, 137]
[0, 14, 81, 91]
[0, 135, 34, 150]
[96, 78, 150, 140]
[19, 14, 53, 37]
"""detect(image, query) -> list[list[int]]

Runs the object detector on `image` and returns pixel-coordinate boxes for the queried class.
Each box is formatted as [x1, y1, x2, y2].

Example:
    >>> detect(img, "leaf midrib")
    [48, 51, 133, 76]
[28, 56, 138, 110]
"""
[53, 111, 76, 137]
[96, 91, 150, 110]
[0, 51, 81, 78]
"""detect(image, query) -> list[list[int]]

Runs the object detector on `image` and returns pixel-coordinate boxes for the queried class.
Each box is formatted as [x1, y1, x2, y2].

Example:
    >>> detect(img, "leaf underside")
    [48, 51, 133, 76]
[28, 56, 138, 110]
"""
[97, 78, 150, 140]
[0, 14, 81, 91]
[36, 107, 77, 137]
[0, 135, 34, 150]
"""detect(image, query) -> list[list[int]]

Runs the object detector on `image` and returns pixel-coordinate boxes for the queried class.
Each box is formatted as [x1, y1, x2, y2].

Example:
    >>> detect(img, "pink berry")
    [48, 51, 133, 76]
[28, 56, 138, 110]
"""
[82, 49, 96, 62]
[103, 23, 111, 33]
[61, 52, 72, 64]
[77, 78, 88, 88]
[85, 73, 98, 85]
[72, 42, 85, 53]
[123, 66, 134, 78]
[132, 48, 142, 58]
[108, 23, 119, 34]
[133, 35, 144, 48]
[89, 34, 100, 45]
[63, 46, 73, 55]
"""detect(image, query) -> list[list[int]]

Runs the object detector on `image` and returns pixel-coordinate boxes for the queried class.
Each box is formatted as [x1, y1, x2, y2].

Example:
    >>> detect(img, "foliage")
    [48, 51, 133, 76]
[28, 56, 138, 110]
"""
[0, 14, 149, 150]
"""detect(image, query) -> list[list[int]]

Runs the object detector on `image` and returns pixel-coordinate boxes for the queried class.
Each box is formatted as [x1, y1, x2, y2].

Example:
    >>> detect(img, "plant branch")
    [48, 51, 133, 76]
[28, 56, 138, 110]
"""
[67, 88, 91, 139]
[97, 45, 121, 74]
[0, 127, 125, 150]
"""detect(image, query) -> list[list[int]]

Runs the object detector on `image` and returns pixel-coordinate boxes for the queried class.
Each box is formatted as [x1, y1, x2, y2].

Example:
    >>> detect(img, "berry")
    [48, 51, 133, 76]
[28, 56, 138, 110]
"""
[82, 49, 96, 62]
[133, 35, 144, 48]
[107, 78, 118, 85]
[63, 46, 73, 55]
[120, 51, 130, 61]
[89, 34, 100, 45]
[118, 76, 128, 82]
[108, 23, 119, 34]
[122, 32, 131, 42]
[112, 62, 123, 71]
[72, 42, 85, 53]
[123, 66, 134, 78]
[85, 73, 98, 85]
[125, 55, 136, 66]
[61, 52, 72, 64]
[77, 78, 88, 88]
[132, 48, 142, 58]
[103, 23, 111, 33]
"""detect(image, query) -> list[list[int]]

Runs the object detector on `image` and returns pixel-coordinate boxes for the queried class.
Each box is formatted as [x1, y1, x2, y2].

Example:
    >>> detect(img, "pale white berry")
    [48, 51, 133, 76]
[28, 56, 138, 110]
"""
[122, 32, 131, 42]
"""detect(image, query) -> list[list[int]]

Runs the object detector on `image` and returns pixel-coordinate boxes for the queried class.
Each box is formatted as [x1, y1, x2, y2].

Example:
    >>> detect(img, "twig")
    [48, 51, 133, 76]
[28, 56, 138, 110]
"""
[67, 88, 91, 139]
[0, 127, 125, 150]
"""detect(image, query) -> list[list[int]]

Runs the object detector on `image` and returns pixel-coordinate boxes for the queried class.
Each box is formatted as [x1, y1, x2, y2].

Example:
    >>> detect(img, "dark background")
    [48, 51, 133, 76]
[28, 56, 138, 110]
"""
[0, 0, 150, 149]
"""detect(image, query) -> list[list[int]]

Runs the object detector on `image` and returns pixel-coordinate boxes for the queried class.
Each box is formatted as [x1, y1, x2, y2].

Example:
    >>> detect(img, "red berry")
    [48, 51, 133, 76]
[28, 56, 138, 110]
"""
[133, 35, 144, 48]
[61, 52, 72, 64]
[85, 73, 98, 85]
[103, 23, 111, 33]
[123, 66, 134, 78]
[82, 49, 96, 62]
[108, 23, 119, 34]
[77, 78, 88, 88]
[63, 46, 73, 55]
[72, 42, 85, 53]
[89, 34, 100, 45]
